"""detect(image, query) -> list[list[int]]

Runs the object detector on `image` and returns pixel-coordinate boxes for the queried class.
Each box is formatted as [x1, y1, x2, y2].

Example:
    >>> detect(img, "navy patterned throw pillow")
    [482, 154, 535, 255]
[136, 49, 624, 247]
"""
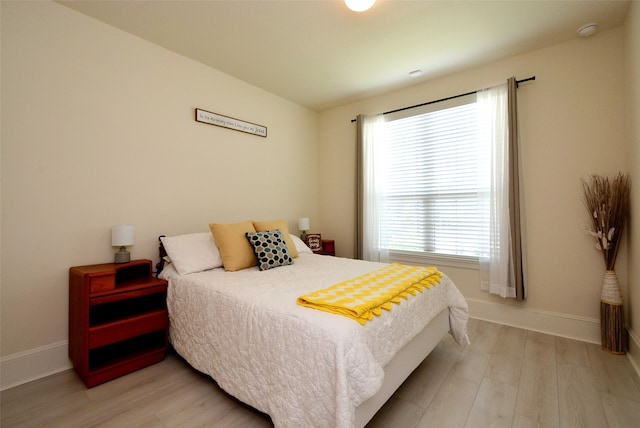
[245, 229, 294, 271]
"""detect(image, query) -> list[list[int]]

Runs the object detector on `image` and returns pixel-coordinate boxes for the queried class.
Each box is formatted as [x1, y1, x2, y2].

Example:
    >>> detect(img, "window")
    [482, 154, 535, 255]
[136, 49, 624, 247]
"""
[380, 94, 484, 264]
[361, 79, 523, 298]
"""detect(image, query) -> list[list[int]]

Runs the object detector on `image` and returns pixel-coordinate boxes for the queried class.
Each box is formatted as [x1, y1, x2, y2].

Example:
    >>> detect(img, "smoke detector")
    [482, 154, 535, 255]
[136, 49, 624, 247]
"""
[578, 23, 598, 38]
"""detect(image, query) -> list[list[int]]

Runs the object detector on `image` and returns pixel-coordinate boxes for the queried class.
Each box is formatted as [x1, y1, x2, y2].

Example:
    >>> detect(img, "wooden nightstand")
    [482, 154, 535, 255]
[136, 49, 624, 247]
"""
[320, 239, 335, 256]
[68, 259, 168, 387]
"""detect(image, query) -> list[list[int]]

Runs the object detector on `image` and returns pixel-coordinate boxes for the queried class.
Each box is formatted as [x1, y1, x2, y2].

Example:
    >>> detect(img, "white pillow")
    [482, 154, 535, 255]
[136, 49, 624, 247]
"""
[289, 234, 314, 254]
[160, 232, 223, 275]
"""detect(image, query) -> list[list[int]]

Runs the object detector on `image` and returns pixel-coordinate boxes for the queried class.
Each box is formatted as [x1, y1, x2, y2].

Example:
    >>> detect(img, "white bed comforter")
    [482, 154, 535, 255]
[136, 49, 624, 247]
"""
[160, 254, 468, 427]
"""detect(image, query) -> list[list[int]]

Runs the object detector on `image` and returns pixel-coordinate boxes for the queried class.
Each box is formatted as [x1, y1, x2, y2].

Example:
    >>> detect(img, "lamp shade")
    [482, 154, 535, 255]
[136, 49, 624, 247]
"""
[112, 224, 135, 246]
[298, 218, 310, 231]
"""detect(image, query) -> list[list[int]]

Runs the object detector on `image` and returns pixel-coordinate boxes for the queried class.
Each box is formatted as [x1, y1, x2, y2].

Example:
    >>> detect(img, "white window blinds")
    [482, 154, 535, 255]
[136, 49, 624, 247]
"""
[383, 94, 483, 260]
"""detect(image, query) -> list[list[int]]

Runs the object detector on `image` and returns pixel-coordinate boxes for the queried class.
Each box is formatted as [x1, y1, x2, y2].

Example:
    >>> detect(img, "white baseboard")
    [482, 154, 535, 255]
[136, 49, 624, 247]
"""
[1, 341, 72, 391]
[2, 307, 638, 390]
[467, 298, 601, 344]
[627, 328, 640, 378]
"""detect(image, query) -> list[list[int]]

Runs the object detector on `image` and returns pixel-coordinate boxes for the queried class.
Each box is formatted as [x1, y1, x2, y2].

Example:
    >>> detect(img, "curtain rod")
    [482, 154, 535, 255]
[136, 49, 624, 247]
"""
[350, 76, 535, 123]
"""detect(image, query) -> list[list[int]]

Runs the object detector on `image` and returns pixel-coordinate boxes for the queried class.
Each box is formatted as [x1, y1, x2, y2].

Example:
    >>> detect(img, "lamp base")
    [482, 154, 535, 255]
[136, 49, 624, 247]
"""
[300, 231, 307, 241]
[114, 246, 130, 264]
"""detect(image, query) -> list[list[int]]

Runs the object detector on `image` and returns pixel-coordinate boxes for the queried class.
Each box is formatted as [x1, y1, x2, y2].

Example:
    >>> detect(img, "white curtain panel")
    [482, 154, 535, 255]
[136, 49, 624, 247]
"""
[477, 82, 516, 298]
[360, 114, 390, 262]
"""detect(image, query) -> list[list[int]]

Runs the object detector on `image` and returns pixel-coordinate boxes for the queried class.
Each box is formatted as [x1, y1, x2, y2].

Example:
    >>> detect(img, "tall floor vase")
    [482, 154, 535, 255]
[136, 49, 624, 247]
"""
[600, 270, 626, 354]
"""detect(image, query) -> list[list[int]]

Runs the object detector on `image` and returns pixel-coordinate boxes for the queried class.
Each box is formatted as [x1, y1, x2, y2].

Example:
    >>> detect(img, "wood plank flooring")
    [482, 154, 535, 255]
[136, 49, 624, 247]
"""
[2, 319, 639, 427]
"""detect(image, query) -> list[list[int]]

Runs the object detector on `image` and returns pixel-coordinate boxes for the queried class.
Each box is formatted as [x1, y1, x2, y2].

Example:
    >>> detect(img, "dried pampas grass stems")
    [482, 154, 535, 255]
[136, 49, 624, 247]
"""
[581, 172, 631, 271]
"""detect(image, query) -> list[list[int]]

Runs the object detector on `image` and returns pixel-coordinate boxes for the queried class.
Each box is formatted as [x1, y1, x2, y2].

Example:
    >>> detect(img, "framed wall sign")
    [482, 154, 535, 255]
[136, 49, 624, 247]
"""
[305, 234, 322, 253]
[195, 108, 267, 138]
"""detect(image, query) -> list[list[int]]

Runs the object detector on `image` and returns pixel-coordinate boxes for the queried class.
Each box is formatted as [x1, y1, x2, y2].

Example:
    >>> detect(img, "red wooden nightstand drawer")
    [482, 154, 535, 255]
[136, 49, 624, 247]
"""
[89, 310, 168, 349]
[89, 274, 115, 293]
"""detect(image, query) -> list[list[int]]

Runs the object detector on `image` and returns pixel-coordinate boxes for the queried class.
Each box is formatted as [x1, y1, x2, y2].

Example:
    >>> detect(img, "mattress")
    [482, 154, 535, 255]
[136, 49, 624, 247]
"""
[160, 253, 468, 427]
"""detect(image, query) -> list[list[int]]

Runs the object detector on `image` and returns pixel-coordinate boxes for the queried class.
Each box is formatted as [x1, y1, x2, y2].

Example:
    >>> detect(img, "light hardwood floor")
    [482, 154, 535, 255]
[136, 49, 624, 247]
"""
[2, 319, 640, 427]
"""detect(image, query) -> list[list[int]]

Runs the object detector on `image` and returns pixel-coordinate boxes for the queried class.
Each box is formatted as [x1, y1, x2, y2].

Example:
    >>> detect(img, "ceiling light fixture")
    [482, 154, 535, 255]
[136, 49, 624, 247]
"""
[577, 23, 598, 37]
[345, 0, 376, 12]
[409, 70, 423, 78]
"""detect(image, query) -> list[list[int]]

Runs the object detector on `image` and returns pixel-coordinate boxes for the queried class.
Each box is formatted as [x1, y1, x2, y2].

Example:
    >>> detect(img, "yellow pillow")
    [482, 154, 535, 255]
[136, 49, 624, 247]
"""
[252, 219, 299, 258]
[209, 221, 257, 271]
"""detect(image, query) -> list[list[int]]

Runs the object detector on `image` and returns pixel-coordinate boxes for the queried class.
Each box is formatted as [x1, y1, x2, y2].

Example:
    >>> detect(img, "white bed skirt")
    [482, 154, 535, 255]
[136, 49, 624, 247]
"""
[353, 308, 450, 427]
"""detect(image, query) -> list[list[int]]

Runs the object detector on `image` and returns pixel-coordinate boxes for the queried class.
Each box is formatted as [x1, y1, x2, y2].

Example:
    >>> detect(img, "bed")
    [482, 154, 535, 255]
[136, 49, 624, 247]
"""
[157, 226, 469, 428]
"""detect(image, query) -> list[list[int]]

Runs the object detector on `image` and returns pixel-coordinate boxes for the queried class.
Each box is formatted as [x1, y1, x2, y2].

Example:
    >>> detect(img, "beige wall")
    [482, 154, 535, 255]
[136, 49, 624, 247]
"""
[2, 1, 638, 388]
[0, 1, 319, 385]
[624, 0, 640, 372]
[319, 27, 630, 343]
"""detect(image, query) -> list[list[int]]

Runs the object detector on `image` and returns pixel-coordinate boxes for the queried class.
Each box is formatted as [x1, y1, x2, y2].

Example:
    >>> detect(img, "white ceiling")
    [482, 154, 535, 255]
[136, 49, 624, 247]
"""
[58, 0, 631, 111]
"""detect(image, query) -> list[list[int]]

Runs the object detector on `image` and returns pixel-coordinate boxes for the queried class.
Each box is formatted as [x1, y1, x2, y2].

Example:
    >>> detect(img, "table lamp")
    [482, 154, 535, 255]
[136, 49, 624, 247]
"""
[112, 224, 134, 263]
[298, 218, 310, 241]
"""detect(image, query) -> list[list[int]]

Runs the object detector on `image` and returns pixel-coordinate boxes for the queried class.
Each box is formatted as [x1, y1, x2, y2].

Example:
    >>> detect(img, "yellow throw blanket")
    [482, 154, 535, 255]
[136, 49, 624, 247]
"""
[297, 263, 442, 325]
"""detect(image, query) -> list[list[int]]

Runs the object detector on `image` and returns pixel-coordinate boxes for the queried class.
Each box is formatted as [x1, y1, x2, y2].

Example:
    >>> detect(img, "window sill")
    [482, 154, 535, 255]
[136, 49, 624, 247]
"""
[387, 250, 479, 270]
